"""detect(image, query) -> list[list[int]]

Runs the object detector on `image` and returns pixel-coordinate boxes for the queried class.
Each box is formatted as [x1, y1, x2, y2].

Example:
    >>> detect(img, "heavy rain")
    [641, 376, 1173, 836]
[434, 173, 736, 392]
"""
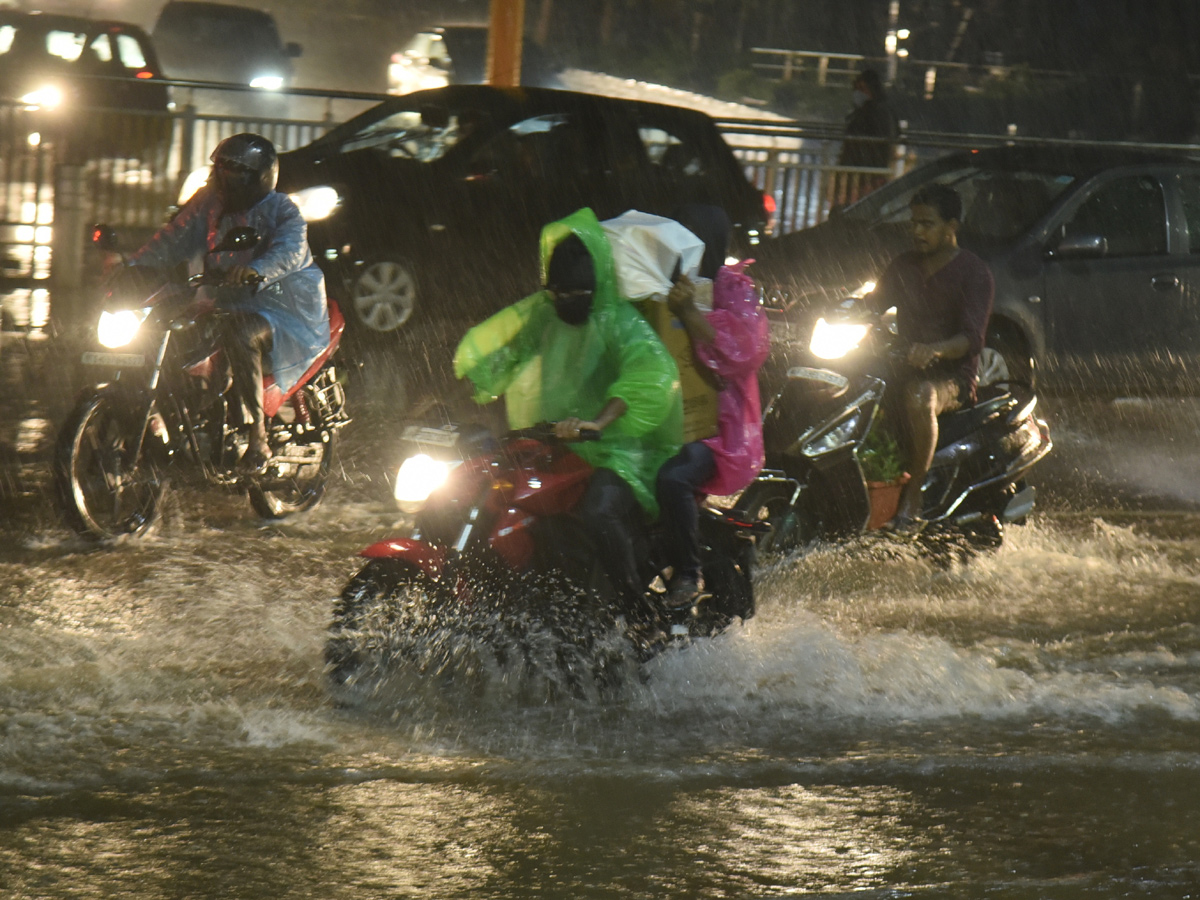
[3, 1, 1200, 897]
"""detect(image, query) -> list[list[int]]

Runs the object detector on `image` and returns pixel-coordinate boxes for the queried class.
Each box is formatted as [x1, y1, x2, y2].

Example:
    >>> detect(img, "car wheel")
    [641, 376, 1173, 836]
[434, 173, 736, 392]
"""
[981, 326, 1035, 389]
[350, 256, 419, 334]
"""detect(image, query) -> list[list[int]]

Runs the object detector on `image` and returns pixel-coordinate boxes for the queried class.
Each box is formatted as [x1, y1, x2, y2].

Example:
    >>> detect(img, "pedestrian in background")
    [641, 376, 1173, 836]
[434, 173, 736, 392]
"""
[831, 68, 900, 209]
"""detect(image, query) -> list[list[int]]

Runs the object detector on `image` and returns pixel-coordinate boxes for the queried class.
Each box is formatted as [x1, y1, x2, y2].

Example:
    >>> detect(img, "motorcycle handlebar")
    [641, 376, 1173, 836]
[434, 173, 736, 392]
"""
[508, 422, 602, 443]
[186, 271, 265, 288]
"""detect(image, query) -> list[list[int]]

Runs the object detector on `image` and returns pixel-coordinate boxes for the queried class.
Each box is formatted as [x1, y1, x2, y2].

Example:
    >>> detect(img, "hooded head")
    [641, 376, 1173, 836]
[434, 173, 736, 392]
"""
[672, 203, 732, 280]
[545, 234, 596, 325]
[209, 133, 278, 213]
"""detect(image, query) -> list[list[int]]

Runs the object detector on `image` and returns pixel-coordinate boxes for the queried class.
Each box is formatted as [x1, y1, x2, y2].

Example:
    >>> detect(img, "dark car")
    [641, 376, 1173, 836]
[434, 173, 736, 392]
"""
[151, 1, 300, 115]
[751, 145, 1200, 396]
[277, 84, 770, 335]
[0, 10, 168, 116]
[387, 25, 562, 96]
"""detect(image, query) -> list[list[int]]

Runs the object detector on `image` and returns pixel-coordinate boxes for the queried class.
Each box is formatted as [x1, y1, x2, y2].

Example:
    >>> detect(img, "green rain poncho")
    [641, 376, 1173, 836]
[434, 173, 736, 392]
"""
[453, 208, 683, 516]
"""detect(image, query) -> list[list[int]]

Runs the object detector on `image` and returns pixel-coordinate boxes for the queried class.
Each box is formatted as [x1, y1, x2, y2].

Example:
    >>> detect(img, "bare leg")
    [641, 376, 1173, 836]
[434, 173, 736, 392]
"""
[896, 380, 939, 520]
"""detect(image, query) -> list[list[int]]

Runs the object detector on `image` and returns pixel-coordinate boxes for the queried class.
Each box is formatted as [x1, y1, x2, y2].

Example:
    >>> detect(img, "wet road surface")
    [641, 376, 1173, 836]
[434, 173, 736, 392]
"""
[3, 325, 1200, 898]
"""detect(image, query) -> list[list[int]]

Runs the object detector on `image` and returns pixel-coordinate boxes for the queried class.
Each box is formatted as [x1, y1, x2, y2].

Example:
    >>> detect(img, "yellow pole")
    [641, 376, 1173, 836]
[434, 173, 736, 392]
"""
[487, 0, 526, 87]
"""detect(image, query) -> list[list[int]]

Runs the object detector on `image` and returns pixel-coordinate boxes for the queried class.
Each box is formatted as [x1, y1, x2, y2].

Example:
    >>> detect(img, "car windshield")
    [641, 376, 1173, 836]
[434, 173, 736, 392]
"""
[337, 106, 472, 161]
[849, 160, 1079, 242]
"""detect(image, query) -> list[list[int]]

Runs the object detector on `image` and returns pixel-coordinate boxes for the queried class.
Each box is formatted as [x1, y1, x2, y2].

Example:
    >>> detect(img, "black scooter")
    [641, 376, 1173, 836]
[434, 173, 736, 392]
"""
[730, 305, 1052, 556]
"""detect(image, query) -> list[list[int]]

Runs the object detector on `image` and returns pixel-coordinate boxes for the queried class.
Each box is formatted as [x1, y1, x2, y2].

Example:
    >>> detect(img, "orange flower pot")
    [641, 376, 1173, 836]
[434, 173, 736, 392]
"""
[866, 473, 912, 530]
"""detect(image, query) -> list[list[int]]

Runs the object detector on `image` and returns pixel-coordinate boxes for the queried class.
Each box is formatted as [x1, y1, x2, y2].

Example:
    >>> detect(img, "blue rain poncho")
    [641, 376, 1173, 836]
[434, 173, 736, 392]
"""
[129, 185, 329, 395]
[453, 208, 683, 516]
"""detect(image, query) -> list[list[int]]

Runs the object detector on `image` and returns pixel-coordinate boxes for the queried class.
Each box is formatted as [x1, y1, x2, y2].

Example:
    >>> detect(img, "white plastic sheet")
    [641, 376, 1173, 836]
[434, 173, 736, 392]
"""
[601, 210, 705, 301]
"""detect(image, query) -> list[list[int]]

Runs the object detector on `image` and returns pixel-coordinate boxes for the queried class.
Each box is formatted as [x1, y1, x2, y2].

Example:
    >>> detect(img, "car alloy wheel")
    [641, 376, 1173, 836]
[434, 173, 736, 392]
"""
[350, 257, 418, 333]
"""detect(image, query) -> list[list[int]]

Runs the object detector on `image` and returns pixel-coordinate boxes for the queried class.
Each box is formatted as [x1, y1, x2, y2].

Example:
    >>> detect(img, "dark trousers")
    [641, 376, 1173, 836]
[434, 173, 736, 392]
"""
[656, 441, 716, 582]
[223, 311, 273, 433]
[577, 468, 644, 614]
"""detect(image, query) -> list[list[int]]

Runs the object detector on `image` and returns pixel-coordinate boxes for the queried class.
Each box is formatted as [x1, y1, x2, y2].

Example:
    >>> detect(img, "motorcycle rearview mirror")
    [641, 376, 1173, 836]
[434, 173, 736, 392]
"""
[209, 227, 260, 254]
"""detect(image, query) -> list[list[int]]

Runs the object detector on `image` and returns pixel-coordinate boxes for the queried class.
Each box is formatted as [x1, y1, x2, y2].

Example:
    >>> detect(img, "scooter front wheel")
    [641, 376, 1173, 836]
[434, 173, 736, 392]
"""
[54, 391, 164, 540]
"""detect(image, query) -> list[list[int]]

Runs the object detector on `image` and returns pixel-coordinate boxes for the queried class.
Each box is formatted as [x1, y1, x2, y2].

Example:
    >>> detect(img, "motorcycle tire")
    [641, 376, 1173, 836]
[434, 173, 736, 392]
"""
[326, 558, 425, 688]
[53, 391, 165, 540]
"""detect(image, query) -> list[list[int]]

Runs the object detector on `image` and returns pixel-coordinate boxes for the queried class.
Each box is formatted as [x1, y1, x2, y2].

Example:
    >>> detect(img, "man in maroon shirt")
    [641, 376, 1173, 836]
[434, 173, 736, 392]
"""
[868, 184, 994, 528]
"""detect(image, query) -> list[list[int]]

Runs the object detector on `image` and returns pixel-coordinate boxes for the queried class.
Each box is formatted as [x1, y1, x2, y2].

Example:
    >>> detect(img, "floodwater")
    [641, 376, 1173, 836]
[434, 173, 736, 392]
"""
[3, 327, 1200, 898]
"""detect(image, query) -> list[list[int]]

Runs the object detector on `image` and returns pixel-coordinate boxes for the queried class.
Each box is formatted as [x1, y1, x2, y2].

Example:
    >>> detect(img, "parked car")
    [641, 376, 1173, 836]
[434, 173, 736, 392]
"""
[275, 84, 770, 335]
[751, 145, 1200, 396]
[151, 1, 300, 115]
[0, 9, 168, 116]
[387, 25, 561, 96]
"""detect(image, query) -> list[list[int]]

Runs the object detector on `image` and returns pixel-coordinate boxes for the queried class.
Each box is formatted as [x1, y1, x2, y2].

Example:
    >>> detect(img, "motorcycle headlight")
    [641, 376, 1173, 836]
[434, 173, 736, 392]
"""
[177, 166, 210, 206]
[810, 317, 870, 360]
[288, 185, 341, 222]
[97, 308, 150, 349]
[801, 409, 864, 458]
[394, 453, 452, 513]
[19, 85, 63, 110]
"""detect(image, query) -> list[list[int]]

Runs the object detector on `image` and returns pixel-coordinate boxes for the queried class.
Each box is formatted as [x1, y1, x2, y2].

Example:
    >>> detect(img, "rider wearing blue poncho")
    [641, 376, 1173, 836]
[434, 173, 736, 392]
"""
[128, 133, 329, 471]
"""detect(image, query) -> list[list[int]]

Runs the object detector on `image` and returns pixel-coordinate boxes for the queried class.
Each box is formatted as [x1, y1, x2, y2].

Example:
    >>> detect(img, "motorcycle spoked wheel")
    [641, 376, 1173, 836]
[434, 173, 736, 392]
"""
[247, 422, 335, 520]
[54, 392, 165, 540]
[326, 559, 635, 703]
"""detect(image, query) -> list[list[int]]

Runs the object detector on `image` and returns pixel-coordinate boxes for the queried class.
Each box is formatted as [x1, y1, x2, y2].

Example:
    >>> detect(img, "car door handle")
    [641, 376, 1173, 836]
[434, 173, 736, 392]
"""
[1151, 274, 1180, 291]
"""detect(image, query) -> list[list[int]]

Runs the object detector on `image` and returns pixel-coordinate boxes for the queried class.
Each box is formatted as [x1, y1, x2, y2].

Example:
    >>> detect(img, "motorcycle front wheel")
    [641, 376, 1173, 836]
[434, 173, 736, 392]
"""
[54, 392, 164, 540]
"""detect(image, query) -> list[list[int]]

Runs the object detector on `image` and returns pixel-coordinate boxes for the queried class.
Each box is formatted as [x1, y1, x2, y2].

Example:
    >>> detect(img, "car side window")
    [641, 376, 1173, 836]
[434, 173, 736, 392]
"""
[114, 33, 150, 70]
[46, 28, 88, 62]
[1178, 175, 1200, 254]
[1061, 175, 1167, 256]
[470, 114, 596, 180]
[638, 126, 706, 176]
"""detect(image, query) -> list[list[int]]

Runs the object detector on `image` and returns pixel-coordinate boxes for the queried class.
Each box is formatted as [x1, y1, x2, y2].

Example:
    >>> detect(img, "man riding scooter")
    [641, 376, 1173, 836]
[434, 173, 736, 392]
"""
[453, 207, 683, 619]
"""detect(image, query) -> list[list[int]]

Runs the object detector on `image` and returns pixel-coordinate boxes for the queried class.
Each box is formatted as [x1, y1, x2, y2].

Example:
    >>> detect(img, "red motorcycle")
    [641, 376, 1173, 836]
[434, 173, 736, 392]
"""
[326, 422, 764, 691]
[54, 226, 350, 540]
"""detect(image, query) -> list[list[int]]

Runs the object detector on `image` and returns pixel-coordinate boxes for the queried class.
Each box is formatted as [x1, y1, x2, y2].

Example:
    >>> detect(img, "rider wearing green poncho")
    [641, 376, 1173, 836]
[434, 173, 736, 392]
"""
[454, 207, 683, 610]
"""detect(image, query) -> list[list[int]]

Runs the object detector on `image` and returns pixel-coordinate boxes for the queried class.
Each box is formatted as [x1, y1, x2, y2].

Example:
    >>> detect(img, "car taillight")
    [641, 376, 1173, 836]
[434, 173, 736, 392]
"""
[762, 192, 777, 215]
[135, 70, 154, 79]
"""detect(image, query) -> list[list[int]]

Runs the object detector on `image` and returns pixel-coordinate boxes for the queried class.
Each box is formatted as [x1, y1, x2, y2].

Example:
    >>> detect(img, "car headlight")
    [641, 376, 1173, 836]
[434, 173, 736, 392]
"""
[177, 166, 210, 206]
[394, 453, 452, 513]
[97, 308, 150, 349]
[19, 85, 63, 110]
[249, 74, 285, 91]
[801, 409, 864, 458]
[847, 280, 876, 299]
[288, 185, 341, 222]
[810, 317, 870, 360]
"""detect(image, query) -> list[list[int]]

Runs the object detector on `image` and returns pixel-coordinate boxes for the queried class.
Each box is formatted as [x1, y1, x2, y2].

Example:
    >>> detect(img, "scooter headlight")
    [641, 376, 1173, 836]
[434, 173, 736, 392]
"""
[810, 317, 870, 360]
[394, 453, 452, 513]
[97, 308, 150, 349]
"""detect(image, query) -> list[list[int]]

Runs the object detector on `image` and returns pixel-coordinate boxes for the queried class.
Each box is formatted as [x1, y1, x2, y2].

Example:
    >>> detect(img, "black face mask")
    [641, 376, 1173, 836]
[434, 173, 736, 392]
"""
[553, 289, 593, 326]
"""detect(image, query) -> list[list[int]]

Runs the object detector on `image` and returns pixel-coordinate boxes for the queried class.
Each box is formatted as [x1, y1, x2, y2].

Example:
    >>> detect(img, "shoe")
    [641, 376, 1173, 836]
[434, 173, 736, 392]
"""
[664, 575, 702, 610]
[238, 437, 273, 475]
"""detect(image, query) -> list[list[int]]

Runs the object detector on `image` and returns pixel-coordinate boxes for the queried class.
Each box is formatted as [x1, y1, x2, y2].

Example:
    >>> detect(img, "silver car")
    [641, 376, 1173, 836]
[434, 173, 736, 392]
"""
[754, 145, 1200, 396]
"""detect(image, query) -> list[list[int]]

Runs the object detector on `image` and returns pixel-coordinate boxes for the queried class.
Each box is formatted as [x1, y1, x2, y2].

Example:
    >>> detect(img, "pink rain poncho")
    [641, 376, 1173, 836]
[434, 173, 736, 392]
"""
[694, 260, 770, 496]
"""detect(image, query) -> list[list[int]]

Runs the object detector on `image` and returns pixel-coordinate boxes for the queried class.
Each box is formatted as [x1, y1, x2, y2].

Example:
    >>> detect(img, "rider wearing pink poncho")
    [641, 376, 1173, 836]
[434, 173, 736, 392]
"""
[657, 204, 770, 607]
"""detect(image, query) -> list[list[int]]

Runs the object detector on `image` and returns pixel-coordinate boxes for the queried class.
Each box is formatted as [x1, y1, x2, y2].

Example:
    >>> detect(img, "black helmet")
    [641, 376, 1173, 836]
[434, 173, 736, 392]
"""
[209, 133, 278, 212]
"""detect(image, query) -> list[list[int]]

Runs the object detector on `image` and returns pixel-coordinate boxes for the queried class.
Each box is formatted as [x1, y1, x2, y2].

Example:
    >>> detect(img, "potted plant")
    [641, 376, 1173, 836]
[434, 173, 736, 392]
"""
[859, 413, 910, 529]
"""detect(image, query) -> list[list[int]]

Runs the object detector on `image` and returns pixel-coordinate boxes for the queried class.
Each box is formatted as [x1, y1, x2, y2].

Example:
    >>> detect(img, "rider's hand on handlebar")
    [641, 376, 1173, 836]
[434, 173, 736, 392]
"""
[554, 418, 602, 441]
[226, 265, 262, 287]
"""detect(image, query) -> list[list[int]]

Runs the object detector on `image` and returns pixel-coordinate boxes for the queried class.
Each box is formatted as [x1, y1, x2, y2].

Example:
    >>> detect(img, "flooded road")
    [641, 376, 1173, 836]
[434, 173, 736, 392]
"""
[3, 328, 1200, 897]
